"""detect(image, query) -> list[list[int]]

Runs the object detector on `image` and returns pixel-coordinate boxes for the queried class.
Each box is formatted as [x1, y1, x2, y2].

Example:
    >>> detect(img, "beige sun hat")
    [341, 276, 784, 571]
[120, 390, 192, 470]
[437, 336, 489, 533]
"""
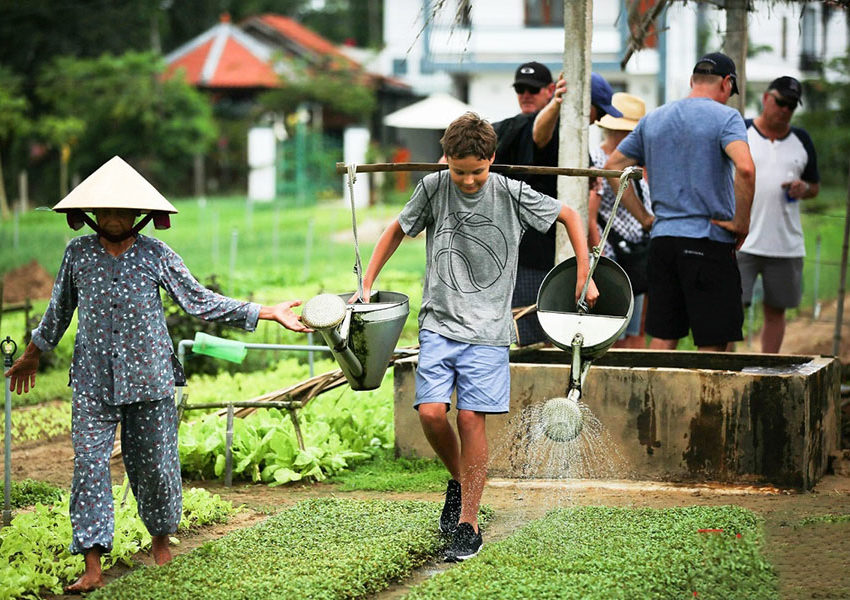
[52, 156, 178, 214]
[596, 93, 646, 131]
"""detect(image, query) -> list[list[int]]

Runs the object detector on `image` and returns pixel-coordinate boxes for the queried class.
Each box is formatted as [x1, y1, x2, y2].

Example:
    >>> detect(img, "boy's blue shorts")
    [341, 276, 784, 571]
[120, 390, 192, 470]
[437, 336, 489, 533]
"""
[414, 329, 510, 414]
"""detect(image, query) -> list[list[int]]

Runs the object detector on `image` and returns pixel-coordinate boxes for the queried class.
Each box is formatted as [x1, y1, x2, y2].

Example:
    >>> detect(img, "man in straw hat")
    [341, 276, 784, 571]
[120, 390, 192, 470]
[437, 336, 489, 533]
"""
[4, 156, 311, 592]
[604, 52, 755, 352]
[589, 92, 653, 348]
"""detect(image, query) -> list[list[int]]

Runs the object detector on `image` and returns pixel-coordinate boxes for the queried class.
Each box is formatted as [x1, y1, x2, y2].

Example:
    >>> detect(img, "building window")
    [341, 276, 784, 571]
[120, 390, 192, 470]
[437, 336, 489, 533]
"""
[799, 6, 819, 71]
[525, 0, 564, 27]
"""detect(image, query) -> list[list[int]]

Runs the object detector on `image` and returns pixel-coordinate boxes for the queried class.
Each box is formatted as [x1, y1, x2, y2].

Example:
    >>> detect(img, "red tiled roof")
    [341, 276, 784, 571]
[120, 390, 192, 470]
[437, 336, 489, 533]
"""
[164, 20, 279, 89]
[164, 38, 215, 84]
[211, 37, 279, 87]
[255, 14, 359, 68]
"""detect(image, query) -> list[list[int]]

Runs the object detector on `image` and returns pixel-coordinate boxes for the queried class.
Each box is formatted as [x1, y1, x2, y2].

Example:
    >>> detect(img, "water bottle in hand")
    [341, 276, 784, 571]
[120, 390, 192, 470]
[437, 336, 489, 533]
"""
[783, 172, 797, 203]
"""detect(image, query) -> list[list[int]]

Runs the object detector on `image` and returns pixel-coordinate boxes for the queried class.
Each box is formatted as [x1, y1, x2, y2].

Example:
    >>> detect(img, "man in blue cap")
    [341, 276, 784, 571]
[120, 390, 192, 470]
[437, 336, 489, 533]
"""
[495, 66, 621, 345]
[603, 52, 756, 352]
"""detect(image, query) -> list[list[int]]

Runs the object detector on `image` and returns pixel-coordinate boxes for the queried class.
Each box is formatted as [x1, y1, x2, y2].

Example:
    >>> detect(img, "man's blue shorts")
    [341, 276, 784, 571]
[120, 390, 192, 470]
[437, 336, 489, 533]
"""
[414, 329, 510, 413]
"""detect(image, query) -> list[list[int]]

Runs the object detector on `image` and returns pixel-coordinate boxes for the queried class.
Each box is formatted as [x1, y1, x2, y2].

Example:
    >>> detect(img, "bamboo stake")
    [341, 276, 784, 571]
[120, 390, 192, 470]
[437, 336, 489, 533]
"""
[335, 162, 642, 180]
[833, 159, 850, 357]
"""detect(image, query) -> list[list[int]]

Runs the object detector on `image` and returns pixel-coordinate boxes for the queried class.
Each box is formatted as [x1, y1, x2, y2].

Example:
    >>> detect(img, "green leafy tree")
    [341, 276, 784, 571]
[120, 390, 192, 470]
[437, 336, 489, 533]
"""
[0, 64, 30, 219]
[37, 115, 85, 199]
[798, 57, 850, 187]
[35, 51, 217, 191]
[259, 56, 376, 120]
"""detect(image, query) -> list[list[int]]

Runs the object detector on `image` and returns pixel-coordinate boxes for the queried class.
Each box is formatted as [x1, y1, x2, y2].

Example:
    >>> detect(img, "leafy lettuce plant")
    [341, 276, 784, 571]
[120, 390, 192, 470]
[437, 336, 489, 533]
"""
[0, 481, 235, 600]
[178, 371, 394, 485]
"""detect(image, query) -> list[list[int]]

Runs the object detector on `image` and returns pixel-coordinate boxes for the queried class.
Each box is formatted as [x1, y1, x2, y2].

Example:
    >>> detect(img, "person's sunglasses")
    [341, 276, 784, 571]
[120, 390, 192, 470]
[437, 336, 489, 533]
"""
[770, 92, 798, 110]
[514, 84, 542, 95]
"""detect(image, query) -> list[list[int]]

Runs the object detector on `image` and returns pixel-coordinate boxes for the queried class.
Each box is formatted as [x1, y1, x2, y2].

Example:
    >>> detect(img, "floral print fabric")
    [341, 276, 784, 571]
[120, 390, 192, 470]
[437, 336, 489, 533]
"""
[32, 234, 260, 405]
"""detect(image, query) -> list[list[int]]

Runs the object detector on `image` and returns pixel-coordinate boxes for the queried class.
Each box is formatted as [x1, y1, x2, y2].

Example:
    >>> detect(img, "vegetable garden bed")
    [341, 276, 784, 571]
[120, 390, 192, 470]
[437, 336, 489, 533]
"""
[406, 505, 777, 600]
[88, 498, 488, 600]
[75, 501, 779, 600]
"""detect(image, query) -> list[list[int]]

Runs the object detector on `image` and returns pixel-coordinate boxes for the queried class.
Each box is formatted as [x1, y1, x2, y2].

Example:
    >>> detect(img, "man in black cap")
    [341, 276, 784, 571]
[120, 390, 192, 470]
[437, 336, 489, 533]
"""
[603, 52, 755, 352]
[494, 63, 622, 345]
[491, 61, 557, 346]
[737, 76, 820, 353]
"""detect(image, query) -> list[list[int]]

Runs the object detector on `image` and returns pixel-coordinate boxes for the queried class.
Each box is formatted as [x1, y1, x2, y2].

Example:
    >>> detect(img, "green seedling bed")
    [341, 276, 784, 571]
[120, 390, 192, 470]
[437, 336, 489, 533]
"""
[406, 505, 777, 600]
[90, 498, 490, 600]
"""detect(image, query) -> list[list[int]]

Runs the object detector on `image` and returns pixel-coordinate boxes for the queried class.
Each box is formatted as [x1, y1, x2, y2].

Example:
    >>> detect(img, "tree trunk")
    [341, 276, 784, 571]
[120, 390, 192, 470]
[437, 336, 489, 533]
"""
[723, 0, 748, 116]
[555, 0, 593, 262]
[0, 152, 9, 220]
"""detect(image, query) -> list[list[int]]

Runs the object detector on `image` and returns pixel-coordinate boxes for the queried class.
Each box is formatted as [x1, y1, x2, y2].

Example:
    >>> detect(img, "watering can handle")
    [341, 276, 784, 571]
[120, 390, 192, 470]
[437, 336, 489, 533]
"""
[576, 166, 642, 314]
[345, 163, 365, 302]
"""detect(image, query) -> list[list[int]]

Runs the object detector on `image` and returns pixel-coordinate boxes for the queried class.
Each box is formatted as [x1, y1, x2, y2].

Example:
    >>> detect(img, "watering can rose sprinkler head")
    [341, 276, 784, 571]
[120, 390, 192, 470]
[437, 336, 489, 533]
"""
[301, 294, 348, 330]
[301, 293, 364, 379]
[542, 394, 584, 443]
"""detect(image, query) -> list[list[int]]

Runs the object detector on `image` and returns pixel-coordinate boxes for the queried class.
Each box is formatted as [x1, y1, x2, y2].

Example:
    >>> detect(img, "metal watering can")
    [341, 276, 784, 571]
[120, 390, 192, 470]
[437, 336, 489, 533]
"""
[300, 164, 409, 391]
[535, 166, 642, 442]
[301, 291, 408, 391]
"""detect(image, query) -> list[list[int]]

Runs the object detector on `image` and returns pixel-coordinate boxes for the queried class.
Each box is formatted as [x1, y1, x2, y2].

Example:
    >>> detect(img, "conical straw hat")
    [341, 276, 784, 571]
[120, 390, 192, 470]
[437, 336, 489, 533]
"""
[52, 156, 178, 214]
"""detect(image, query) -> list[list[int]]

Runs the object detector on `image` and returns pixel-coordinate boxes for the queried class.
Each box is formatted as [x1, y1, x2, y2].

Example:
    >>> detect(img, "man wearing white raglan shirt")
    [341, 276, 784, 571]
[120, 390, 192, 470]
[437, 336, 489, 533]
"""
[738, 76, 820, 353]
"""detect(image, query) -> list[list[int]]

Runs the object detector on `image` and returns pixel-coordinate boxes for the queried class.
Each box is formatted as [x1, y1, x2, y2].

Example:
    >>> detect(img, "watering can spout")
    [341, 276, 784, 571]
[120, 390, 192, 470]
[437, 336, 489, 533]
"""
[301, 292, 408, 391]
[301, 295, 364, 378]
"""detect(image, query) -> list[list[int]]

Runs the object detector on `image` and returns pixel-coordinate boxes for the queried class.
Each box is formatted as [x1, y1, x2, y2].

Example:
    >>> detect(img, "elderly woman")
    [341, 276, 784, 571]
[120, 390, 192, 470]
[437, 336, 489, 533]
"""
[5, 157, 311, 592]
[589, 93, 653, 348]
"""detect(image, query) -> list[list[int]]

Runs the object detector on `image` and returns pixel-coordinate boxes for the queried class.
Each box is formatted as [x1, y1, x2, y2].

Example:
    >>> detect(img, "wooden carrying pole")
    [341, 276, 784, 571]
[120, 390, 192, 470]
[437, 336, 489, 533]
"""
[334, 162, 642, 181]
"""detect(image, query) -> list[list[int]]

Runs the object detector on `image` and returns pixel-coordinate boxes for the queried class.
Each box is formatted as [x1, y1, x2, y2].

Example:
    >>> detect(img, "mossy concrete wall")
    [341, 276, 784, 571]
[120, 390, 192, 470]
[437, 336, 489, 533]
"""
[393, 349, 841, 490]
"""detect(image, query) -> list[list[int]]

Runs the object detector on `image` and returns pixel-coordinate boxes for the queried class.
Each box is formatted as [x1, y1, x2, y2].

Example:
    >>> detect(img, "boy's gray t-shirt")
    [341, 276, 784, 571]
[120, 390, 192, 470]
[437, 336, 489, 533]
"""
[398, 171, 561, 346]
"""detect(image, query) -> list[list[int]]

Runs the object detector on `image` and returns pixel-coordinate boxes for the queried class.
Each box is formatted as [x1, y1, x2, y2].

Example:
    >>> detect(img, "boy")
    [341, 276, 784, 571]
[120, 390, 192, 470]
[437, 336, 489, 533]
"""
[360, 112, 597, 561]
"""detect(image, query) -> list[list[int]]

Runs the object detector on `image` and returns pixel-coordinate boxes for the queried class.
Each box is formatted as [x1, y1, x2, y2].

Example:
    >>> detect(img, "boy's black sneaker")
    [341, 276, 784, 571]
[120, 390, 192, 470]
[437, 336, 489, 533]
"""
[439, 479, 462, 534]
[444, 522, 482, 562]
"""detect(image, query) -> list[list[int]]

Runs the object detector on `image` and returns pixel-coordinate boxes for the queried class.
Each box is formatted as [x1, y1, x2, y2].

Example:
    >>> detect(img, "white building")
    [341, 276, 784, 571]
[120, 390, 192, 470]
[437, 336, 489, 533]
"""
[379, 0, 848, 124]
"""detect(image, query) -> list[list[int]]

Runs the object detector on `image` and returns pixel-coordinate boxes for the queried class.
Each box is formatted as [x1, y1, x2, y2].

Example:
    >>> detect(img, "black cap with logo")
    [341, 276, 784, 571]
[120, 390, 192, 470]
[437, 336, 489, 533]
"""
[692, 52, 739, 95]
[513, 61, 553, 89]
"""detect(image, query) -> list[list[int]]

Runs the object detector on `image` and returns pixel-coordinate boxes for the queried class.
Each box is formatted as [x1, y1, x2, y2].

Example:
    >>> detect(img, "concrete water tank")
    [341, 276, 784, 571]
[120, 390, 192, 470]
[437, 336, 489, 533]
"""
[393, 349, 841, 490]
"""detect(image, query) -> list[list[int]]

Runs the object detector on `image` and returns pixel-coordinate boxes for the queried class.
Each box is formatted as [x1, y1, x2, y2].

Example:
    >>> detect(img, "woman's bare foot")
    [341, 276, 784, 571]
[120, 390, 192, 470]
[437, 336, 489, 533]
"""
[64, 573, 105, 593]
[151, 534, 173, 566]
[64, 548, 104, 593]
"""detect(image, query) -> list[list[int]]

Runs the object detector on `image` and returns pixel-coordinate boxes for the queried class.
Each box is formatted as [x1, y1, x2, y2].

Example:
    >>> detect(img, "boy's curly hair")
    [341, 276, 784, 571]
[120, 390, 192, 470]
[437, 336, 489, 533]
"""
[440, 112, 497, 160]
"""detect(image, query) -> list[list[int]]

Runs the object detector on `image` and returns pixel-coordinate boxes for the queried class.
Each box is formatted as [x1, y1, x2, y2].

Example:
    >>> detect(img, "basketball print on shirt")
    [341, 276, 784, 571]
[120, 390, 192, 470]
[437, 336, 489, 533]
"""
[434, 212, 509, 293]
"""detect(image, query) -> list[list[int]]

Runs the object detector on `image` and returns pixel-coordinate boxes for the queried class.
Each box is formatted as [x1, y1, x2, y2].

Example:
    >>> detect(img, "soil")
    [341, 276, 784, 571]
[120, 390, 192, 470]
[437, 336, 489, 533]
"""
[2, 260, 54, 304]
[10, 289, 850, 599]
[740, 294, 850, 366]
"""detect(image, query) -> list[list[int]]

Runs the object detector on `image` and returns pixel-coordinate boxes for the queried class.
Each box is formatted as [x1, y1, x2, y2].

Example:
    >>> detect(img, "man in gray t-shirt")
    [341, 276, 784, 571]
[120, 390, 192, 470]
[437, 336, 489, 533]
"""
[359, 112, 596, 562]
[604, 52, 755, 351]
